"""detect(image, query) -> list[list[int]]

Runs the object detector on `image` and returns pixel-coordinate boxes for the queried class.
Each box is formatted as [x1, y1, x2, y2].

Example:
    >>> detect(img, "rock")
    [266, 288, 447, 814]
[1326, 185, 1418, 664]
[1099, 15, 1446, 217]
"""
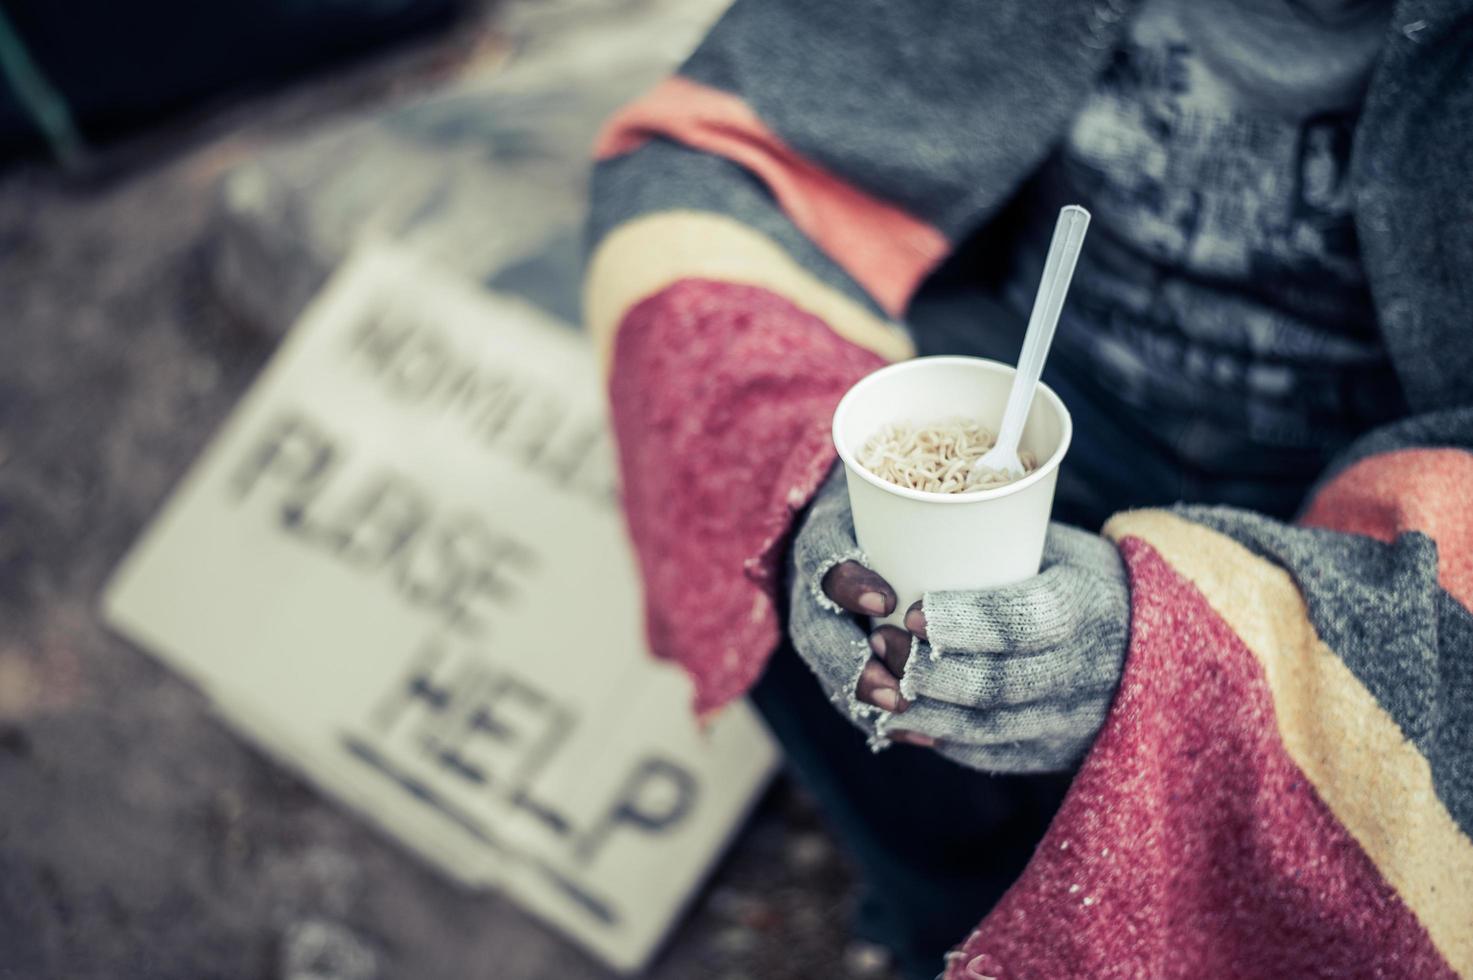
[842, 939, 894, 979]
[713, 924, 758, 957]
[279, 919, 378, 980]
[785, 832, 835, 873]
[0, 653, 40, 720]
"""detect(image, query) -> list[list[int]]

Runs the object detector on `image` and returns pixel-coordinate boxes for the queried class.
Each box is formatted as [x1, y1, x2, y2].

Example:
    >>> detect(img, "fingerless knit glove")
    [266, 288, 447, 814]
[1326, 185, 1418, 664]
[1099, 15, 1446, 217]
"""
[789, 464, 1130, 772]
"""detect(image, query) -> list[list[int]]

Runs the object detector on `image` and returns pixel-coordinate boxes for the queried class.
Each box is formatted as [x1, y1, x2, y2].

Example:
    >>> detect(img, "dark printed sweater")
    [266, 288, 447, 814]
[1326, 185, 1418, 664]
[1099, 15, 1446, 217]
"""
[585, 0, 1473, 975]
[1005, 0, 1406, 501]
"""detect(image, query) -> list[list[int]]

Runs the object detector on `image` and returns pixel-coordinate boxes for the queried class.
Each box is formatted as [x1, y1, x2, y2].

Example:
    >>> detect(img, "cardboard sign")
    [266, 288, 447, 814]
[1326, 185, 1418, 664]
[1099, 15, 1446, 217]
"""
[101, 244, 778, 972]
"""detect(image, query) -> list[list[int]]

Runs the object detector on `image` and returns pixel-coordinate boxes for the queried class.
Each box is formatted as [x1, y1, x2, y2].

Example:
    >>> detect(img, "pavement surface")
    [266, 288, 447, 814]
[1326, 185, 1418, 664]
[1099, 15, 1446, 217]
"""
[0, 3, 898, 978]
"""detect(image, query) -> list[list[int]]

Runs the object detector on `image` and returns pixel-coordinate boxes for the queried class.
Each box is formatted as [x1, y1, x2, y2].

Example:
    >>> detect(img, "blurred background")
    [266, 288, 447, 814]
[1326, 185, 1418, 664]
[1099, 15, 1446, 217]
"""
[0, 1, 899, 977]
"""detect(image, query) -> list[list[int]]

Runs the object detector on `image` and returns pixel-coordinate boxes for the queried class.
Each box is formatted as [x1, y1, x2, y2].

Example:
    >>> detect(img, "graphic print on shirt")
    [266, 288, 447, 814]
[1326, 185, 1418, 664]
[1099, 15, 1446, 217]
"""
[1011, 0, 1403, 478]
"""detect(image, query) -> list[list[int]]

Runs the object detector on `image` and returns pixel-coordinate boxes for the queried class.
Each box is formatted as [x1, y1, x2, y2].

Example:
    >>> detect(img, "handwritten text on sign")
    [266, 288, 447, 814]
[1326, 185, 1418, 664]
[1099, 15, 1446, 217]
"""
[101, 245, 777, 973]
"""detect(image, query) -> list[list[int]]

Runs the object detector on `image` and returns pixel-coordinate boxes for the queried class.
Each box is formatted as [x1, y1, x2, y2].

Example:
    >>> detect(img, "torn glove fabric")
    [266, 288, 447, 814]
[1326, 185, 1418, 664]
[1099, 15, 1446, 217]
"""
[789, 464, 1130, 772]
[787, 465, 885, 734]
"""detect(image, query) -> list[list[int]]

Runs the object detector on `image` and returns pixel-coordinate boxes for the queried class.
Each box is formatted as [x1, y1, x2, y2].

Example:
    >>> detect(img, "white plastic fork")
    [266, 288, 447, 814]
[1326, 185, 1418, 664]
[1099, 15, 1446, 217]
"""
[968, 204, 1091, 487]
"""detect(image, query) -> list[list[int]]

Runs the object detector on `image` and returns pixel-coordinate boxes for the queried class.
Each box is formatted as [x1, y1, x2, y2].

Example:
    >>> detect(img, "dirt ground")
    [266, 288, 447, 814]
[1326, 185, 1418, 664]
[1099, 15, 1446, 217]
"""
[0, 7, 894, 979]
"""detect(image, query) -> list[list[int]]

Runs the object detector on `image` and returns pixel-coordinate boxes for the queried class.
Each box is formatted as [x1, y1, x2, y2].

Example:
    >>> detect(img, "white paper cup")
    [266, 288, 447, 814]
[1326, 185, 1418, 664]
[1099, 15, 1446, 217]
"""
[831, 356, 1073, 627]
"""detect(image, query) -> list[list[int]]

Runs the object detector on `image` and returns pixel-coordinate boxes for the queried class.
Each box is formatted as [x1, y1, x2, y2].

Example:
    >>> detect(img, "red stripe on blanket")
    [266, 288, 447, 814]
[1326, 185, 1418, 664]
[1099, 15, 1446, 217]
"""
[595, 76, 948, 318]
[609, 279, 884, 714]
[945, 538, 1453, 980]
[1300, 447, 1473, 611]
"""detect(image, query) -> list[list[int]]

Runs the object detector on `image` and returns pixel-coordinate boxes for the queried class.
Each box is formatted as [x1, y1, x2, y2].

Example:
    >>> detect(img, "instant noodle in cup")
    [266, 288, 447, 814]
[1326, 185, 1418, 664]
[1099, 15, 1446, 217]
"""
[831, 356, 1073, 628]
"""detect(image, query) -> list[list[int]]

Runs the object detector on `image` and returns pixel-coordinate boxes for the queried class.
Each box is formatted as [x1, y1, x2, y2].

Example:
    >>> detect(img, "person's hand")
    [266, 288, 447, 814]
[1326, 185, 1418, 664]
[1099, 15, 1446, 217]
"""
[788, 464, 1131, 771]
[786, 465, 899, 747]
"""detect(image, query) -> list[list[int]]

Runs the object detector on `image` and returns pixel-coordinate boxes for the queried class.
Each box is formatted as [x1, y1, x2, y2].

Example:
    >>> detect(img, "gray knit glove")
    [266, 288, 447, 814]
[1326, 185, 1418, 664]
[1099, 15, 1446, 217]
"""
[788, 465, 1130, 772]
